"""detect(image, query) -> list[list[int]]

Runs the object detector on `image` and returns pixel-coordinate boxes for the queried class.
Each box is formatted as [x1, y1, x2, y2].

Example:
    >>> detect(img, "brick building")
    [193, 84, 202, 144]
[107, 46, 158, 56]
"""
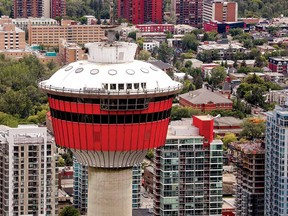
[0, 22, 25, 50]
[203, 0, 238, 23]
[13, 0, 44, 18]
[268, 56, 288, 73]
[51, 0, 66, 18]
[28, 21, 105, 46]
[136, 24, 174, 33]
[171, 0, 203, 28]
[179, 88, 233, 112]
[143, 166, 153, 193]
[58, 38, 85, 64]
[118, 0, 163, 24]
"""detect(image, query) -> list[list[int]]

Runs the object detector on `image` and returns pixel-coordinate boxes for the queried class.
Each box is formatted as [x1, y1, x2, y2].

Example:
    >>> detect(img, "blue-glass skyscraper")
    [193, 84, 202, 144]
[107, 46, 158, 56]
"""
[265, 106, 288, 215]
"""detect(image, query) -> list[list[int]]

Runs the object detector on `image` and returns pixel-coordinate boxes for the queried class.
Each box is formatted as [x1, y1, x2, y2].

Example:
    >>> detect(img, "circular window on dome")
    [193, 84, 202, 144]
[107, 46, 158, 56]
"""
[141, 68, 149, 73]
[126, 69, 135, 75]
[65, 66, 73, 71]
[108, 69, 117, 75]
[90, 69, 99, 75]
[150, 66, 158, 71]
[75, 68, 84, 73]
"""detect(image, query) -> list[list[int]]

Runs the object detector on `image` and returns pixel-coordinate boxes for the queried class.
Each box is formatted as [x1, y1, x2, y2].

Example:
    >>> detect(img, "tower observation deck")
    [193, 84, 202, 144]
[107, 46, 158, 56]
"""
[39, 41, 182, 215]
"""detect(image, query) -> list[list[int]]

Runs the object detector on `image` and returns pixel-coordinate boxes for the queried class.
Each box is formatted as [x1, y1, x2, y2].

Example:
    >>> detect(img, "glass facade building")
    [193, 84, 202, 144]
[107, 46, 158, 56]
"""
[153, 118, 223, 216]
[265, 106, 288, 215]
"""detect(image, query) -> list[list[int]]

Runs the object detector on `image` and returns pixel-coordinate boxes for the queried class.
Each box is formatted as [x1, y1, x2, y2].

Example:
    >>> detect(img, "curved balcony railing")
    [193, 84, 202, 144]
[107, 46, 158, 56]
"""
[39, 81, 182, 96]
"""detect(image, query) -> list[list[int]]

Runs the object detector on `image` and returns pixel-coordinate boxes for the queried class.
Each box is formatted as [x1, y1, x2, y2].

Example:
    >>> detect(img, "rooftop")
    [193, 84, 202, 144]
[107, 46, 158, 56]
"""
[198, 43, 245, 50]
[40, 42, 181, 96]
[179, 88, 232, 104]
[214, 117, 242, 127]
[229, 141, 265, 155]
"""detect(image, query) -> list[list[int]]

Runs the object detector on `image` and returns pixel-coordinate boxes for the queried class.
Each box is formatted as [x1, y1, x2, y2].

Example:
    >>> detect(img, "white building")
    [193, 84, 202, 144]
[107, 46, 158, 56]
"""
[0, 125, 58, 216]
[12, 17, 58, 31]
[143, 40, 160, 51]
[198, 42, 246, 60]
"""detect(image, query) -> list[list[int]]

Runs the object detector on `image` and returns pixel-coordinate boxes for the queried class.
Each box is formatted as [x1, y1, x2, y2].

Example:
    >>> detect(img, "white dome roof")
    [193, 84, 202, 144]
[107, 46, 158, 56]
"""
[39, 42, 182, 96]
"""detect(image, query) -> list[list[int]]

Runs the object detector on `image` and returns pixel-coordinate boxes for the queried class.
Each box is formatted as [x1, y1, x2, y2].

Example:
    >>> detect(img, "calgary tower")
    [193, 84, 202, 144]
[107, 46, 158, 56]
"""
[39, 36, 182, 215]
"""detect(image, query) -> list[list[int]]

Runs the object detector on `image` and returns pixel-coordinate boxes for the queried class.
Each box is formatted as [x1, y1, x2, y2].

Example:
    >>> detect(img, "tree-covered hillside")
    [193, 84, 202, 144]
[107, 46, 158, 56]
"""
[236, 0, 288, 18]
[0, 55, 56, 127]
[0, 0, 12, 17]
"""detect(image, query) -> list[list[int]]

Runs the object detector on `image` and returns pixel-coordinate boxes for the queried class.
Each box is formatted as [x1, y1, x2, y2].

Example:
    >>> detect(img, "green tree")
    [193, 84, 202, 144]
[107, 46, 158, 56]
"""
[157, 42, 173, 63]
[171, 106, 202, 120]
[61, 150, 73, 166]
[181, 80, 195, 94]
[229, 28, 243, 37]
[222, 133, 237, 150]
[187, 68, 203, 89]
[182, 33, 199, 52]
[146, 149, 154, 159]
[59, 206, 80, 216]
[58, 157, 65, 167]
[209, 66, 227, 88]
[137, 50, 151, 61]
[240, 119, 265, 140]
[128, 31, 137, 40]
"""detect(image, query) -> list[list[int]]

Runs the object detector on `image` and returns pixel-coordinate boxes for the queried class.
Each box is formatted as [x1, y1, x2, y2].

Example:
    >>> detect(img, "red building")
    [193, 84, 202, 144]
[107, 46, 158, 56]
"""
[179, 88, 233, 112]
[203, 1, 238, 23]
[118, 0, 162, 24]
[204, 21, 246, 33]
[268, 56, 288, 73]
[136, 24, 174, 33]
[13, 0, 43, 18]
[172, 0, 203, 27]
[51, 0, 66, 18]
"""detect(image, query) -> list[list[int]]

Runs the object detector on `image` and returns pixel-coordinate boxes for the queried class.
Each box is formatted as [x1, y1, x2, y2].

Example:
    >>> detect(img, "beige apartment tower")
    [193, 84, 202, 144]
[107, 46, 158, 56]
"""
[0, 125, 58, 216]
[28, 21, 105, 47]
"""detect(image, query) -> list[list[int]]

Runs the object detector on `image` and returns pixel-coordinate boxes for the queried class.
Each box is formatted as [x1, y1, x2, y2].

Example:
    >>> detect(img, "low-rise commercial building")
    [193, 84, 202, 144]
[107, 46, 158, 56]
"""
[58, 38, 85, 64]
[198, 42, 246, 60]
[179, 88, 233, 112]
[268, 56, 288, 73]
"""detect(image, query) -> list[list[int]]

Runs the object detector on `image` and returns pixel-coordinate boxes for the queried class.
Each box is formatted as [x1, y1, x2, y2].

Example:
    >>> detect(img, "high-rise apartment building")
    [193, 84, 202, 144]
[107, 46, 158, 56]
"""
[13, 0, 44, 18]
[0, 125, 58, 216]
[143, 0, 163, 24]
[13, 0, 66, 18]
[265, 106, 288, 215]
[154, 116, 223, 216]
[203, 0, 238, 23]
[229, 141, 265, 216]
[171, 0, 203, 27]
[50, 0, 66, 18]
[73, 161, 142, 214]
[118, 0, 163, 24]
